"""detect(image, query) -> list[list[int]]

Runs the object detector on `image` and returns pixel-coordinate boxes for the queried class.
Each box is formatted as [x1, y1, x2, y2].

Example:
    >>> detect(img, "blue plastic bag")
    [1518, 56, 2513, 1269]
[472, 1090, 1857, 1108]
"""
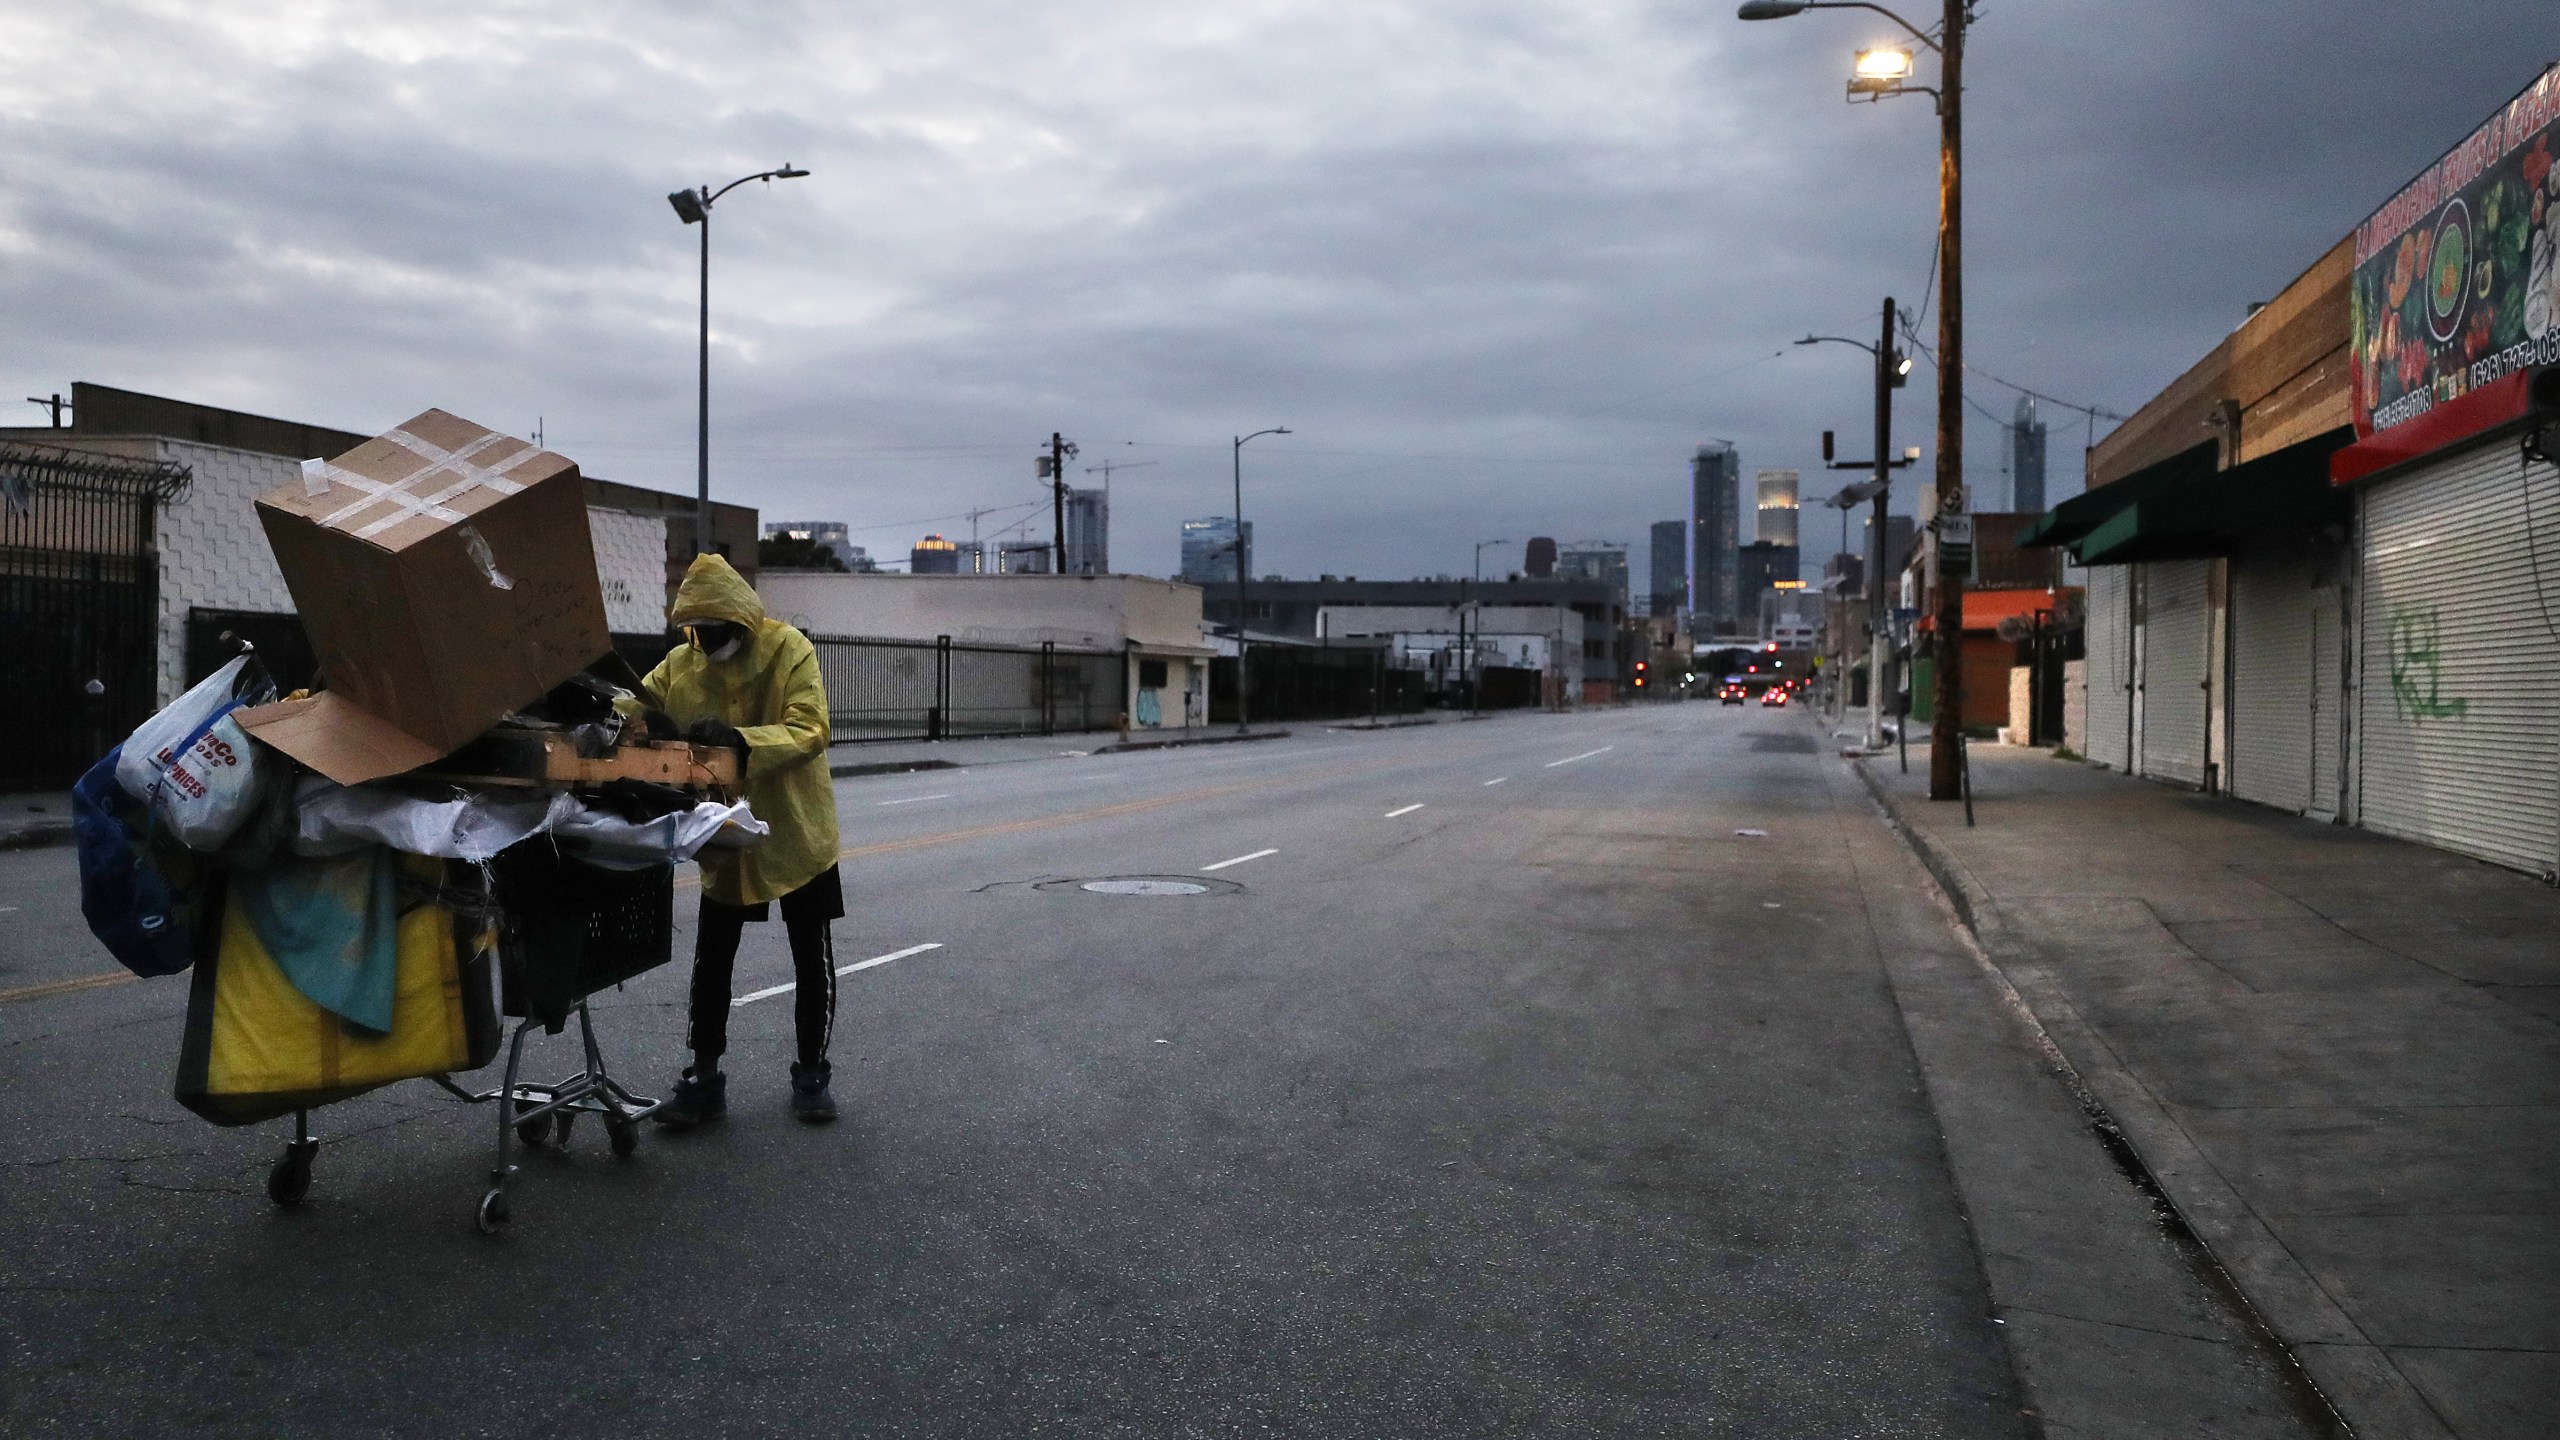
[74, 745, 198, 977]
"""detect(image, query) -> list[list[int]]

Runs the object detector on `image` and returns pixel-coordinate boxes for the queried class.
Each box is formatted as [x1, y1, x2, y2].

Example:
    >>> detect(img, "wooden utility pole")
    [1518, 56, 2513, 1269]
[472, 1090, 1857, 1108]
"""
[1926, 0, 1968, 801]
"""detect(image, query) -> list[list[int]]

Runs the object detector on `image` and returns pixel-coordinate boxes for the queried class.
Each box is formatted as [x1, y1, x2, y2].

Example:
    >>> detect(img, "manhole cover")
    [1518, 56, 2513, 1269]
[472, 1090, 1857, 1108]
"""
[1081, 879, 1210, 896]
[1034, 875, 1244, 897]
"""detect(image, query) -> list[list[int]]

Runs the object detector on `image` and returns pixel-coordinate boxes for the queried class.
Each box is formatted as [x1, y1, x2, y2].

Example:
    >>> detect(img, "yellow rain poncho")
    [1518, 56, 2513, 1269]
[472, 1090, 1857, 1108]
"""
[633, 555, 839, 907]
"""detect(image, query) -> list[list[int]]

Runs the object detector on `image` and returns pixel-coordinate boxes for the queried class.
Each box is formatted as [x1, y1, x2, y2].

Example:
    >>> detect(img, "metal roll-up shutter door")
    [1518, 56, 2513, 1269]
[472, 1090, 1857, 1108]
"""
[2083, 566, 2132, 770]
[2138, 559, 2212, 786]
[2309, 586, 2345, 821]
[2229, 536, 2315, 812]
[2357, 438, 2560, 875]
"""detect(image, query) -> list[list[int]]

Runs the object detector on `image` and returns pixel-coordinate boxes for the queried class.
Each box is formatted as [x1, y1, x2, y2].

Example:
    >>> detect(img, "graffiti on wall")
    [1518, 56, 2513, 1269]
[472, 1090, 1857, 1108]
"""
[2387, 606, 2470, 721]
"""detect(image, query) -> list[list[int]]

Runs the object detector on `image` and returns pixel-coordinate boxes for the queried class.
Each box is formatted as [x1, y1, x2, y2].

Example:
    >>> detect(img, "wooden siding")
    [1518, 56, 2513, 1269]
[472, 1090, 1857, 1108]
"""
[2088, 238, 2351, 487]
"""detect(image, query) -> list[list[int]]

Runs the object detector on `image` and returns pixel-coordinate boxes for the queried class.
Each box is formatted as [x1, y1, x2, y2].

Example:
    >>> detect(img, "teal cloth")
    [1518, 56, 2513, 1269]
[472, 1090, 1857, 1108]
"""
[230, 846, 400, 1034]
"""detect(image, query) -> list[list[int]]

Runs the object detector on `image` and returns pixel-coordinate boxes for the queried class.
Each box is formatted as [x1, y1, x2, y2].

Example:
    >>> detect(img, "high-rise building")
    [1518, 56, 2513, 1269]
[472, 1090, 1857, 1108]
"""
[998, 538, 1053, 574]
[1556, 542, 1629, 601]
[1754, 469, 1801, 547]
[1524, 536, 1558, 579]
[1648, 520, 1686, 619]
[2011, 395, 2049, 513]
[763, 520, 873, 571]
[910, 533, 961, 575]
[1064, 487, 1108, 575]
[1690, 444, 1739, 632]
[1736, 539, 1798, 622]
[1180, 516, 1250, 585]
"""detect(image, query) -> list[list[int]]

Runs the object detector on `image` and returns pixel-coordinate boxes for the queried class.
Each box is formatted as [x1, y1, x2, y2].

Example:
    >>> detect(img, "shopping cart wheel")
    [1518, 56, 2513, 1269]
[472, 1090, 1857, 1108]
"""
[475, 1188, 511, 1234]
[266, 1140, 318, 1207]
[515, 1115, 550, 1149]
[606, 1117, 638, 1157]
[552, 1111, 576, 1146]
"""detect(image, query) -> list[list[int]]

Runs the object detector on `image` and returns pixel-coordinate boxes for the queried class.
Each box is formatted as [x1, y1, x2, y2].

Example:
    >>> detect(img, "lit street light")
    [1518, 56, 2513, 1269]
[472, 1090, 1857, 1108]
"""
[669, 164, 810, 557]
[1738, 0, 1972, 803]
[1231, 427, 1290, 733]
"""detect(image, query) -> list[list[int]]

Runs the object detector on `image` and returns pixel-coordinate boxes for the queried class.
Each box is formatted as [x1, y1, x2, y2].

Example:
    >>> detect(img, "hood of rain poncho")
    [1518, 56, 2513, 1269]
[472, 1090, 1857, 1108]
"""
[668, 553, 766, 629]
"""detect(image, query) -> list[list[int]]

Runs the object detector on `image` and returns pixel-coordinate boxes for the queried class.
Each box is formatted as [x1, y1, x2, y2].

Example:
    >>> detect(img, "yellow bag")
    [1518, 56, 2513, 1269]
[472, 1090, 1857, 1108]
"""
[175, 855, 499, 1126]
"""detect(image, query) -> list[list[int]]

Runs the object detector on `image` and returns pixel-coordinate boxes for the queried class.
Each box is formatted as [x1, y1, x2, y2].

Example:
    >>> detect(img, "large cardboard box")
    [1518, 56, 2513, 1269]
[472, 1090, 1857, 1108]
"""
[236, 409, 609, 785]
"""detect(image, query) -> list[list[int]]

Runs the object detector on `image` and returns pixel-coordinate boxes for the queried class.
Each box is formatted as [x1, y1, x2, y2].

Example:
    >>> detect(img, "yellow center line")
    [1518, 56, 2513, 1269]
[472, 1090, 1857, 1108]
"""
[676, 745, 1482, 889]
[0, 970, 140, 1006]
[24, 732, 1554, 995]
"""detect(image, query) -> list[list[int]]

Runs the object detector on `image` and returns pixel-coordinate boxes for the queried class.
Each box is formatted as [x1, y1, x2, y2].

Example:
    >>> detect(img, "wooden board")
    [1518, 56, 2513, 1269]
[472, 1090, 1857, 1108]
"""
[421, 729, 739, 792]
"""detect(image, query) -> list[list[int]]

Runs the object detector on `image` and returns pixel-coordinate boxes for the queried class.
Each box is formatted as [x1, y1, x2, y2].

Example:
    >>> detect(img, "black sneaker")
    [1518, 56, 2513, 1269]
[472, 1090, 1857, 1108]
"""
[652, 1069, 726, 1128]
[789, 1061, 837, 1123]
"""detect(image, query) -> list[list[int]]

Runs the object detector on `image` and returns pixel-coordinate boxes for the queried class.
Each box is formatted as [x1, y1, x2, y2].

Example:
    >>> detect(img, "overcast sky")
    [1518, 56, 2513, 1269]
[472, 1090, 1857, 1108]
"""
[3, 2, 2549, 591]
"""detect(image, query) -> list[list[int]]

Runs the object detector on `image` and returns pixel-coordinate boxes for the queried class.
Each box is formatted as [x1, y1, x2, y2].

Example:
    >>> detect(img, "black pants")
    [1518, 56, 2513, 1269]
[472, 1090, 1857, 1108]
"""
[685, 866, 844, 1070]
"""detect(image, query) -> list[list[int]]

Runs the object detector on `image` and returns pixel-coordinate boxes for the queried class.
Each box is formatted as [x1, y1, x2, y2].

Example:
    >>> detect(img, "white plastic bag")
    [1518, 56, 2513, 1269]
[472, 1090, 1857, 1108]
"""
[293, 777, 577, 862]
[115, 657, 272, 852]
[550, 798, 766, 870]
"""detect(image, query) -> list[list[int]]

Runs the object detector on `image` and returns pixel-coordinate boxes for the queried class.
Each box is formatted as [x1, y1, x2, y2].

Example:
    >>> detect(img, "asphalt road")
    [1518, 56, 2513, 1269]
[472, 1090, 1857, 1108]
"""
[0, 705, 2030, 1437]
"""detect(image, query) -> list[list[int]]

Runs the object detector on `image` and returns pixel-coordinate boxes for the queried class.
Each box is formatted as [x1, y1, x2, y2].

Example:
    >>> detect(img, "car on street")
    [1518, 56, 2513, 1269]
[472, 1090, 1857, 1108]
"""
[1761, 688, 1788, 707]
[1720, 684, 1746, 706]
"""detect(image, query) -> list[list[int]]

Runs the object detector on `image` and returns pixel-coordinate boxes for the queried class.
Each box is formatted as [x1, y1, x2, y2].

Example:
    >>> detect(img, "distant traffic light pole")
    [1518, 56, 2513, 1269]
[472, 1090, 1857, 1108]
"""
[1739, 0, 1970, 800]
[668, 163, 810, 557]
[1232, 427, 1290, 732]
[1469, 539, 1508, 716]
[1800, 296, 1914, 750]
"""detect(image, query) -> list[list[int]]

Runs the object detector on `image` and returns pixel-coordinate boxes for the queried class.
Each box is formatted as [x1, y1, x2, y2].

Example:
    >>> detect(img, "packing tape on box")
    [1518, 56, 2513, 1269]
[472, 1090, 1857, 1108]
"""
[303, 429, 547, 539]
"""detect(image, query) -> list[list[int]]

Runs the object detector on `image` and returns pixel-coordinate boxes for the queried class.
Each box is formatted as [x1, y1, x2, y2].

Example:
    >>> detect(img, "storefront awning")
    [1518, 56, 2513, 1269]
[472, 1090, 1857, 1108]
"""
[2071, 427, 2353, 566]
[2014, 440, 2217, 551]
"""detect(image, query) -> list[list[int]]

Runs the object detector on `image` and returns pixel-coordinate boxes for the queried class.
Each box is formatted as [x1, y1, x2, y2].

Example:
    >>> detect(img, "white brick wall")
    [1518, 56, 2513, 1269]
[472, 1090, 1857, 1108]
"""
[589, 506, 670, 635]
[146, 437, 672, 704]
[151, 439, 300, 707]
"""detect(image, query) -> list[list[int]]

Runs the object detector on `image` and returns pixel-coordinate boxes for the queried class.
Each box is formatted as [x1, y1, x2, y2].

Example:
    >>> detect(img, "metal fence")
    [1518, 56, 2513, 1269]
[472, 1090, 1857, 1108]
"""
[812, 635, 1126, 743]
[1, 441, 191, 789]
[1208, 643, 1429, 724]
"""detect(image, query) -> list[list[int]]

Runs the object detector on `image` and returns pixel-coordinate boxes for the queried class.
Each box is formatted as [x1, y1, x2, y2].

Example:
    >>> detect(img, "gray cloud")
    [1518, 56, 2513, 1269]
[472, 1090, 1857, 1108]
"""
[2, 0, 2550, 590]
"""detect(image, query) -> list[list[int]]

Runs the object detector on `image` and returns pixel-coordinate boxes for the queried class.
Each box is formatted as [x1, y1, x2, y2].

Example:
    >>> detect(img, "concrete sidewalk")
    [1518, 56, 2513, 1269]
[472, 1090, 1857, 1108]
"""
[1862, 743, 2559, 1440]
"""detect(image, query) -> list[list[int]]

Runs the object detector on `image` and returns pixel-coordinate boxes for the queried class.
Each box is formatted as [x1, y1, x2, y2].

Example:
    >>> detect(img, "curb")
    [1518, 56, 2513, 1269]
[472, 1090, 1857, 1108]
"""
[0, 821, 74, 853]
[1850, 756, 2429, 1439]
[1094, 728, 1290, 755]
[828, 757, 963, 780]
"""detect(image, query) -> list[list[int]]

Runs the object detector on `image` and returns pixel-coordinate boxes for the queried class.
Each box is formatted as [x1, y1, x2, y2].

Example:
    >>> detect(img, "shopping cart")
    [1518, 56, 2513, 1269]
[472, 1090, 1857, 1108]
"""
[430, 844, 676, 1234]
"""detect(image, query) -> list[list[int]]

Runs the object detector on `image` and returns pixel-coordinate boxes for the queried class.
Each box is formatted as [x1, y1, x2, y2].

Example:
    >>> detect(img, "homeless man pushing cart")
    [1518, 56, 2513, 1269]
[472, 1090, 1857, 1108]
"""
[624, 554, 845, 1125]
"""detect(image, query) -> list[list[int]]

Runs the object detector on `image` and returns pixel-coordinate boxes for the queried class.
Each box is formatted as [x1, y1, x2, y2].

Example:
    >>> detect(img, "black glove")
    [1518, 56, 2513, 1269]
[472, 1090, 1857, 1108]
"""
[589, 778, 694, 823]
[638, 708, 681, 743]
[685, 717, 750, 768]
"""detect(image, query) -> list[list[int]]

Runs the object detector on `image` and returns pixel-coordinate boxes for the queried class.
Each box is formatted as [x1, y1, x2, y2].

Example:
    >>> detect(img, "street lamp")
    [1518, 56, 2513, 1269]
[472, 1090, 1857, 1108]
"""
[1466, 539, 1508, 716]
[668, 164, 811, 557]
[1798, 302, 1912, 752]
[1231, 427, 1290, 733]
[1738, 0, 1971, 802]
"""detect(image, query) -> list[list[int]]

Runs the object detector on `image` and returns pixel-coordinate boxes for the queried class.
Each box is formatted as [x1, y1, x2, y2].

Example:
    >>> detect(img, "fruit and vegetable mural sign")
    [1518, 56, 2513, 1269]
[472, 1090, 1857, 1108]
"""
[2353, 62, 2560, 438]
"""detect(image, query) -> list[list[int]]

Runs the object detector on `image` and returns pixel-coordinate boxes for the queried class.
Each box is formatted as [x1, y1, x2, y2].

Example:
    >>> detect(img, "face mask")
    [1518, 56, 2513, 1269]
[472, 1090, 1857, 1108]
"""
[684, 622, 745, 660]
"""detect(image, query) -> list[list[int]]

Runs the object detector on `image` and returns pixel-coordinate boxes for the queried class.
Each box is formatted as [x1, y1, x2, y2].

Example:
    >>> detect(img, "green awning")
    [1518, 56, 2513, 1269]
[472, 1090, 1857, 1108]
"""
[2072, 427, 2354, 566]
[2014, 440, 2218, 551]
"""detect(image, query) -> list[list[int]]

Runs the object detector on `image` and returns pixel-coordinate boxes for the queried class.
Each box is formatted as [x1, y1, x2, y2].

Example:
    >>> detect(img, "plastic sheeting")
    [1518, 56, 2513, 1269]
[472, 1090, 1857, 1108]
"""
[292, 777, 763, 868]
[294, 778, 574, 862]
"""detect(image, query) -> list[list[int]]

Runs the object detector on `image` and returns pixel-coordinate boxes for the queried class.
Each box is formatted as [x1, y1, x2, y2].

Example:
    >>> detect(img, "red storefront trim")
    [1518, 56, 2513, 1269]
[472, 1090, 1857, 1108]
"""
[2331, 371, 2529, 486]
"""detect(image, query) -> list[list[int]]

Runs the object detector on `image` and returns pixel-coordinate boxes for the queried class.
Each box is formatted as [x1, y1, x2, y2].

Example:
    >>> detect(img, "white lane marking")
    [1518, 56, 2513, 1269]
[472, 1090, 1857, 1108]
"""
[1482, 777, 1507, 787]
[1544, 746, 1614, 768]
[1201, 848, 1277, 871]
[1384, 803, 1425, 817]
[876, 793, 955, 806]
[732, 943, 944, 1006]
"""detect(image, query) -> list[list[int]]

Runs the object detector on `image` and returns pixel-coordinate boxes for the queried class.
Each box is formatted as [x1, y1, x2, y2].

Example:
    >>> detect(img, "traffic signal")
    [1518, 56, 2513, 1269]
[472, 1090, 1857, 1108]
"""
[1632, 660, 1648, 689]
